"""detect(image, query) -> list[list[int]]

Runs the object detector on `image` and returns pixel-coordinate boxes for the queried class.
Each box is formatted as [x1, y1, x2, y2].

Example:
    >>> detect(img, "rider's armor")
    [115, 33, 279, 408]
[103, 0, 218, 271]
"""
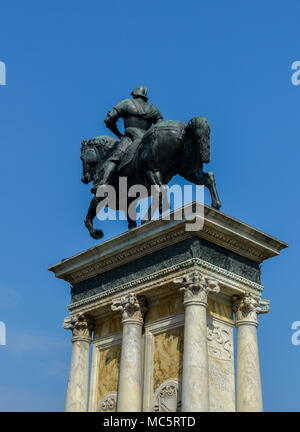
[104, 95, 163, 162]
[91, 87, 163, 193]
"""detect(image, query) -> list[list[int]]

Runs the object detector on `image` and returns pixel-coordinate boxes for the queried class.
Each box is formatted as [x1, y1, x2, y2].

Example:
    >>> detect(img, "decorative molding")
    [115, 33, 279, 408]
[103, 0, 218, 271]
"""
[49, 205, 288, 287]
[64, 227, 191, 284]
[111, 293, 147, 323]
[97, 392, 117, 412]
[63, 313, 93, 342]
[67, 258, 263, 313]
[173, 271, 220, 306]
[94, 332, 122, 349]
[232, 292, 269, 325]
[153, 379, 182, 412]
[199, 224, 266, 263]
[145, 313, 185, 334]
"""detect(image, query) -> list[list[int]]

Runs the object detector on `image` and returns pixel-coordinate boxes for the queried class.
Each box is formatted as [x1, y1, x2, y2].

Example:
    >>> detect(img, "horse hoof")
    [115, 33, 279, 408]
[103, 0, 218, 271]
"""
[128, 222, 137, 230]
[212, 201, 222, 210]
[90, 229, 104, 240]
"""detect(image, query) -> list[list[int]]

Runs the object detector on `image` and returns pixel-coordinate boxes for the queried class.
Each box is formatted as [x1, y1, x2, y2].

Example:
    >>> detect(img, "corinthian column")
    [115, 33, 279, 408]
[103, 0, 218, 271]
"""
[111, 293, 147, 412]
[63, 313, 93, 412]
[174, 271, 220, 412]
[232, 292, 269, 412]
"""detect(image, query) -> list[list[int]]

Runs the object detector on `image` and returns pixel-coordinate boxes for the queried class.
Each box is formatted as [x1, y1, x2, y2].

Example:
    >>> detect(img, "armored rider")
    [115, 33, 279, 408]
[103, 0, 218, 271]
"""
[92, 86, 163, 192]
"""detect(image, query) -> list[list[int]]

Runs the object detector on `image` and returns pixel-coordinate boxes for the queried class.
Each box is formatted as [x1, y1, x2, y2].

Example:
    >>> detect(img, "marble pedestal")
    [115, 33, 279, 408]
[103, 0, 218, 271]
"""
[49, 203, 287, 412]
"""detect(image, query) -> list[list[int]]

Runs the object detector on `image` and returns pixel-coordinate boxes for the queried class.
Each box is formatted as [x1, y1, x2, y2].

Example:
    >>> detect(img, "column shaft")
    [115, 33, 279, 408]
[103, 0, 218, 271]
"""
[63, 313, 93, 412]
[233, 293, 269, 412]
[182, 302, 209, 412]
[65, 338, 91, 411]
[174, 271, 220, 412]
[236, 322, 262, 412]
[111, 293, 146, 412]
[117, 320, 143, 411]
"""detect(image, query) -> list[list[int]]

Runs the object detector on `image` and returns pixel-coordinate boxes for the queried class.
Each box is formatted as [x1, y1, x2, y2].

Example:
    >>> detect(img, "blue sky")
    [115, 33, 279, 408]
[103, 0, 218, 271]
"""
[0, 0, 299, 411]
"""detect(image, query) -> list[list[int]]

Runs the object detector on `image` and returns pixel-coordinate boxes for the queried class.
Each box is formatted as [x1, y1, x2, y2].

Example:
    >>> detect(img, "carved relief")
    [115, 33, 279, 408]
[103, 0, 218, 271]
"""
[232, 292, 269, 324]
[153, 379, 182, 412]
[111, 293, 147, 322]
[63, 313, 93, 341]
[207, 315, 235, 412]
[207, 320, 233, 361]
[209, 363, 232, 395]
[97, 392, 117, 412]
[173, 270, 220, 305]
[69, 257, 263, 312]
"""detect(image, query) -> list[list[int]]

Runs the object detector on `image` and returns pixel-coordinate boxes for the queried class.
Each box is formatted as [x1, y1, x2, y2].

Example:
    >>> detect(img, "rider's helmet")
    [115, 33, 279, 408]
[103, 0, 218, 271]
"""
[131, 86, 148, 102]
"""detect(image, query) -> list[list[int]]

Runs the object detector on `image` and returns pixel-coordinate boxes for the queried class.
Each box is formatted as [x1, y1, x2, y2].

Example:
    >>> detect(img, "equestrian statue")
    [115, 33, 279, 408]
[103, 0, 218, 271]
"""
[81, 86, 221, 239]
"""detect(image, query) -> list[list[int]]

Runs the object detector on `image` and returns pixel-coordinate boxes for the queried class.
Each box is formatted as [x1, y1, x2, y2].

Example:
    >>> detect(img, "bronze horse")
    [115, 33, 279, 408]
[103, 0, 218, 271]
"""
[81, 117, 221, 239]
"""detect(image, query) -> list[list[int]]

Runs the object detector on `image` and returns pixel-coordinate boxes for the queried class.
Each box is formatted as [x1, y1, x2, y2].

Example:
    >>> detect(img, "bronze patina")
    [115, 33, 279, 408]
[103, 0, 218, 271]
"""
[81, 87, 221, 239]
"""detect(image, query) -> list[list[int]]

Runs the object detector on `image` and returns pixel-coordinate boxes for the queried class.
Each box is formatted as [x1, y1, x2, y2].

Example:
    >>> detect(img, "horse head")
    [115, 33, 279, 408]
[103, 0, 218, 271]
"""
[80, 135, 118, 184]
[81, 139, 99, 184]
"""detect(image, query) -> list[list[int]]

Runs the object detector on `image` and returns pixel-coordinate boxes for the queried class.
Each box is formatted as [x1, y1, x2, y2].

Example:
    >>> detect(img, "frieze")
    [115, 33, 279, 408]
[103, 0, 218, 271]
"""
[70, 237, 262, 304]
[68, 257, 263, 313]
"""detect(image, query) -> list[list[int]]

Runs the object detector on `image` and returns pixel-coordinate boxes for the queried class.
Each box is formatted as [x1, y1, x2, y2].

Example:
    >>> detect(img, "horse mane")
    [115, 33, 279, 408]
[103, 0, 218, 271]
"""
[84, 135, 118, 160]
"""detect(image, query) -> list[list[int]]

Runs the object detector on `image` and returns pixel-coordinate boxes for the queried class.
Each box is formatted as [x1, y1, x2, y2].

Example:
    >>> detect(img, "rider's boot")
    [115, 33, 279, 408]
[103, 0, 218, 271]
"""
[91, 161, 117, 194]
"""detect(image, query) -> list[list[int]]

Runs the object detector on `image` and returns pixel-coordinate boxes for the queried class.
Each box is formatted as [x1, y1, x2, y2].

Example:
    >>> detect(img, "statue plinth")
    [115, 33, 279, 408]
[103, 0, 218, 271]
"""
[49, 203, 287, 412]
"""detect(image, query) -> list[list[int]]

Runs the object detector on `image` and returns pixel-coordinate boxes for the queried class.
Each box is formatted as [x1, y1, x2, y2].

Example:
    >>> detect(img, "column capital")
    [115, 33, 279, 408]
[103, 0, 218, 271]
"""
[63, 313, 93, 343]
[174, 270, 220, 307]
[111, 293, 147, 325]
[232, 292, 269, 326]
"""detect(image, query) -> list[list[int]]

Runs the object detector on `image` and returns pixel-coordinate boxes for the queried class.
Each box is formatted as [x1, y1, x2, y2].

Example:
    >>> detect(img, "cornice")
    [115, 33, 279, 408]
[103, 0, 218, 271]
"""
[49, 203, 288, 285]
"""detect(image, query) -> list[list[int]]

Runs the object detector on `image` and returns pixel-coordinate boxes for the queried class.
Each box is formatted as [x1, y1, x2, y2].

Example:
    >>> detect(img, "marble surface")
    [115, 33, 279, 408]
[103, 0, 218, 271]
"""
[207, 298, 233, 323]
[65, 339, 90, 412]
[146, 295, 184, 325]
[236, 323, 262, 411]
[97, 345, 121, 402]
[117, 322, 143, 411]
[181, 303, 210, 411]
[153, 327, 183, 394]
[94, 317, 122, 339]
[207, 317, 235, 411]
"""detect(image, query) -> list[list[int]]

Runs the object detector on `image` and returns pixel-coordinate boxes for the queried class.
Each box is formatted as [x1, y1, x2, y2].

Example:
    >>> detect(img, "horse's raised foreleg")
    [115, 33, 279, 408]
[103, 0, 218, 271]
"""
[84, 196, 104, 239]
[186, 168, 222, 210]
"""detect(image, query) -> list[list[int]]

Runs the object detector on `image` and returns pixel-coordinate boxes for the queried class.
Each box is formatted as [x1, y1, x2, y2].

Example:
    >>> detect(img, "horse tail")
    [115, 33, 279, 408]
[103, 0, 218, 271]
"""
[185, 116, 210, 164]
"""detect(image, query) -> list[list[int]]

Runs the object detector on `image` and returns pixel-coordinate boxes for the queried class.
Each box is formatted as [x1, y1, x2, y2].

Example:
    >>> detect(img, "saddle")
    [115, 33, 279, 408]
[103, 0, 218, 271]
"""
[117, 127, 145, 171]
[118, 138, 142, 171]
